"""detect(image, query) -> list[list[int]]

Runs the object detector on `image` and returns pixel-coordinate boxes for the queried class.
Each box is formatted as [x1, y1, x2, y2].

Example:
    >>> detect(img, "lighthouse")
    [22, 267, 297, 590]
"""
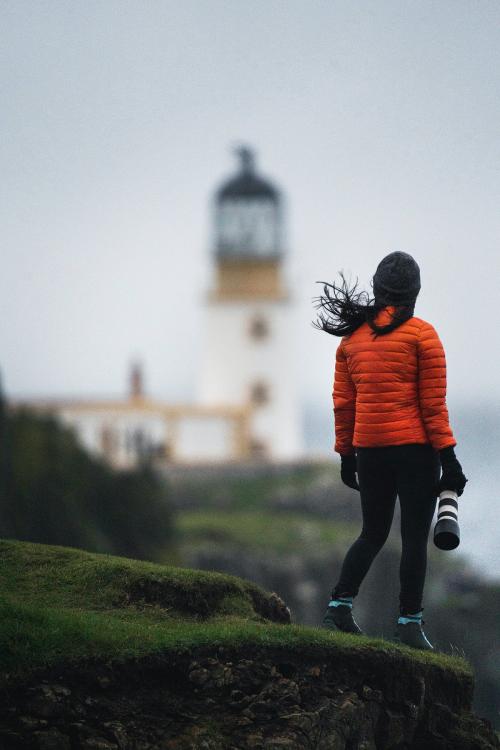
[199, 147, 302, 460]
[13, 147, 303, 467]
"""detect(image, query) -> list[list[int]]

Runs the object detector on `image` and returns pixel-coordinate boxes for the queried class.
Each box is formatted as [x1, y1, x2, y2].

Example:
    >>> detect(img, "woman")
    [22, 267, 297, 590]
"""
[314, 251, 468, 650]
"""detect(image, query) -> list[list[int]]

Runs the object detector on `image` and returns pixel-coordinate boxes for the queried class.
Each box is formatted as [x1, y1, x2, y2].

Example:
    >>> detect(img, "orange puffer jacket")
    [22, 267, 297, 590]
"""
[333, 305, 457, 455]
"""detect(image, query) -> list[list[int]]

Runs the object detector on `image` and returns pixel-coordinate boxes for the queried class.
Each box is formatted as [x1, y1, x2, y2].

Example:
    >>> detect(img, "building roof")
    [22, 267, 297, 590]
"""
[216, 146, 280, 202]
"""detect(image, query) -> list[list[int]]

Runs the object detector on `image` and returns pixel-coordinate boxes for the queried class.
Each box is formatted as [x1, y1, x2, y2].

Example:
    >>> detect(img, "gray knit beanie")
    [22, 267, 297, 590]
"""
[372, 251, 421, 306]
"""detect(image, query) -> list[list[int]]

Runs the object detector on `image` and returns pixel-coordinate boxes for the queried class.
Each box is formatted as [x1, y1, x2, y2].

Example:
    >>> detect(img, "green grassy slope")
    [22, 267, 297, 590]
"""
[169, 463, 327, 511]
[0, 539, 471, 686]
[177, 510, 356, 553]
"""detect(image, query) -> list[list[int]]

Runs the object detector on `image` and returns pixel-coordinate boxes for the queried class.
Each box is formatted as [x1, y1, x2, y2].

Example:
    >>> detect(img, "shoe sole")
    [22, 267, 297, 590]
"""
[323, 620, 364, 636]
[392, 631, 434, 651]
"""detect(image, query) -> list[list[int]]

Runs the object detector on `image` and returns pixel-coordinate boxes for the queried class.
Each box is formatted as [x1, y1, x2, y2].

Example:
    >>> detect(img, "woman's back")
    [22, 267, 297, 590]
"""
[334, 304, 457, 453]
[320, 252, 467, 648]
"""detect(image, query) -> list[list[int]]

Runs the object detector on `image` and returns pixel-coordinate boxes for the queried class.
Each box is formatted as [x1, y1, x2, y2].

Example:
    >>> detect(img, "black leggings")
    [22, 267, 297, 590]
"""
[333, 443, 440, 614]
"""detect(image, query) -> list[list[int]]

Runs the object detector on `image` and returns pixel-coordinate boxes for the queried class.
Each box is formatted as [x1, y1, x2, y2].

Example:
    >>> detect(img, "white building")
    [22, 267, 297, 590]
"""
[12, 147, 303, 467]
[200, 146, 302, 460]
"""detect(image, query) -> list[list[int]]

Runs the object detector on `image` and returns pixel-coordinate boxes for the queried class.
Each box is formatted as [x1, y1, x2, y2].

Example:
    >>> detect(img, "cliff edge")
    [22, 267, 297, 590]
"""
[0, 540, 498, 750]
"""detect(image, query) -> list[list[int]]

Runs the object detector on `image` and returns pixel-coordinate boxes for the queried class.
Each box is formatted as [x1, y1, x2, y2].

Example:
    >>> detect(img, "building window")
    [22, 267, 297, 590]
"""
[133, 428, 146, 457]
[100, 425, 117, 460]
[249, 381, 270, 406]
[249, 315, 269, 341]
[249, 439, 269, 460]
[154, 441, 172, 461]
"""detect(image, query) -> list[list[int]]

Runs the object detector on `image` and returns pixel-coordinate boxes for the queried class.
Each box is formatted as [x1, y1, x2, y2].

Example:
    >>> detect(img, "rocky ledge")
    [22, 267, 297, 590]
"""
[0, 643, 498, 750]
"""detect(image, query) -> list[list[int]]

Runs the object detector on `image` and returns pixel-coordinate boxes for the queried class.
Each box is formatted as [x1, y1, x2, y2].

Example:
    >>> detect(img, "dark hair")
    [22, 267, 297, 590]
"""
[313, 271, 416, 338]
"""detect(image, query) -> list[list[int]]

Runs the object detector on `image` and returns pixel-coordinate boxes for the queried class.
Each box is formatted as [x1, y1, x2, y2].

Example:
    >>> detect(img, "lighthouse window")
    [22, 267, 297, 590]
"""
[249, 316, 269, 341]
[249, 381, 270, 406]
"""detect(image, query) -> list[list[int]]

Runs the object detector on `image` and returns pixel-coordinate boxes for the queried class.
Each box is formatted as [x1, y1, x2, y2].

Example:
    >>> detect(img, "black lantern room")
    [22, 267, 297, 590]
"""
[214, 147, 282, 259]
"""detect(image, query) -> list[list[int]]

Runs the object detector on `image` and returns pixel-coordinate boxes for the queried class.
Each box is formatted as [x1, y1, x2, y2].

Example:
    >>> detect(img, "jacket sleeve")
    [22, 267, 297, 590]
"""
[333, 338, 356, 455]
[417, 321, 457, 451]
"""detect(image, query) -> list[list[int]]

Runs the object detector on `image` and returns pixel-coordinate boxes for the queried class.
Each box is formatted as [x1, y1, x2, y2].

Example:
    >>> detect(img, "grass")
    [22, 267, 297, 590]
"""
[176, 510, 357, 553]
[0, 538, 472, 685]
[170, 461, 338, 511]
[0, 538, 266, 614]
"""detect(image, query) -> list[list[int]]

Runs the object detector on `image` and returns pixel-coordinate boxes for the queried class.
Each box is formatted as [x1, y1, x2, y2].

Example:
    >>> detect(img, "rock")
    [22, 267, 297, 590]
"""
[27, 685, 68, 718]
[80, 739, 118, 750]
[267, 592, 292, 624]
[362, 684, 373, 700]
[249, 700, 273, 718]
[263, 737, 298, 749]
[208, 663, 226, 687]
[381, 709, 406, 748]
[404, 700, 420, 720]
[103, 722, 129, 749]
[317, 731, 345, 750]
[338, 691, 360, 715]
[234, 716, 253, 727]
[229, 689, 246, 702]
[18, 716, 48, 729]
[51, 684, 71, 697]
[282, 710, 319, 732]
[69, 721, 93, 737]
[188, 667, 210, 686]
[1, 644, 498, 750]
[245, 733, 264, 748]
[33, 728, 71, 750]
[0, 730, 24, 748]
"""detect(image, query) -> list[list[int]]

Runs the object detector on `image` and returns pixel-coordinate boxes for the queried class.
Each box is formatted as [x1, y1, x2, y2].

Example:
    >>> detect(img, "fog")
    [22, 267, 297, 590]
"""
[1, 1, 499, 408]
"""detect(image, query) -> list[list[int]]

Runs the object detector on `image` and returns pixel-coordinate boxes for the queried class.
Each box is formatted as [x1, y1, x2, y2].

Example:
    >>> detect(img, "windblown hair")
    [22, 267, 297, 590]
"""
[313, 271, 416, 338]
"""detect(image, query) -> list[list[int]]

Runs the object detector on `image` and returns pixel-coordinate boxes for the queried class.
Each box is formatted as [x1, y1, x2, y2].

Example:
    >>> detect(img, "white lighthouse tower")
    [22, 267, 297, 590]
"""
[199, 147, 302, 460]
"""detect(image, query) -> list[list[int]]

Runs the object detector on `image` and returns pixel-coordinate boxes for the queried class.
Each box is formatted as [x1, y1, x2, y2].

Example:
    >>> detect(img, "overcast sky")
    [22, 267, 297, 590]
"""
[2, 1, 499, 415]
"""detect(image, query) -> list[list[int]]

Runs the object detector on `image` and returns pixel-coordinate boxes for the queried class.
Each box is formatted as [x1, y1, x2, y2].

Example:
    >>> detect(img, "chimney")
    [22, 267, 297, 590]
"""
[129, 360, 144, 401]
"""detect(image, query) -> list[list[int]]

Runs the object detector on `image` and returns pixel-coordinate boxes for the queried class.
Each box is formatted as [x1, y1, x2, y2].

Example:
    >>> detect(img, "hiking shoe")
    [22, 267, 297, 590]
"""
[322, 604, 363, 635]
[393, 614, 434, 650]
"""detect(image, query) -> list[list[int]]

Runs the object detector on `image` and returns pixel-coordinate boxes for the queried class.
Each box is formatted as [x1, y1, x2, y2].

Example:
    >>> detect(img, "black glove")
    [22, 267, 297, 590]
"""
[340, 453, 360, 491]
[438, 446, 468, 497]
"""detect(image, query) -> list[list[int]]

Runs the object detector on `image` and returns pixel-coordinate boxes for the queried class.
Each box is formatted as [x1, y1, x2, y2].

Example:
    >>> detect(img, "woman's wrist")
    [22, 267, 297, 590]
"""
[340, 453, 356, 466]
[439, 445, 457, 469]
[340, 453, 359, 491]
[438, 444, 468, 496]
